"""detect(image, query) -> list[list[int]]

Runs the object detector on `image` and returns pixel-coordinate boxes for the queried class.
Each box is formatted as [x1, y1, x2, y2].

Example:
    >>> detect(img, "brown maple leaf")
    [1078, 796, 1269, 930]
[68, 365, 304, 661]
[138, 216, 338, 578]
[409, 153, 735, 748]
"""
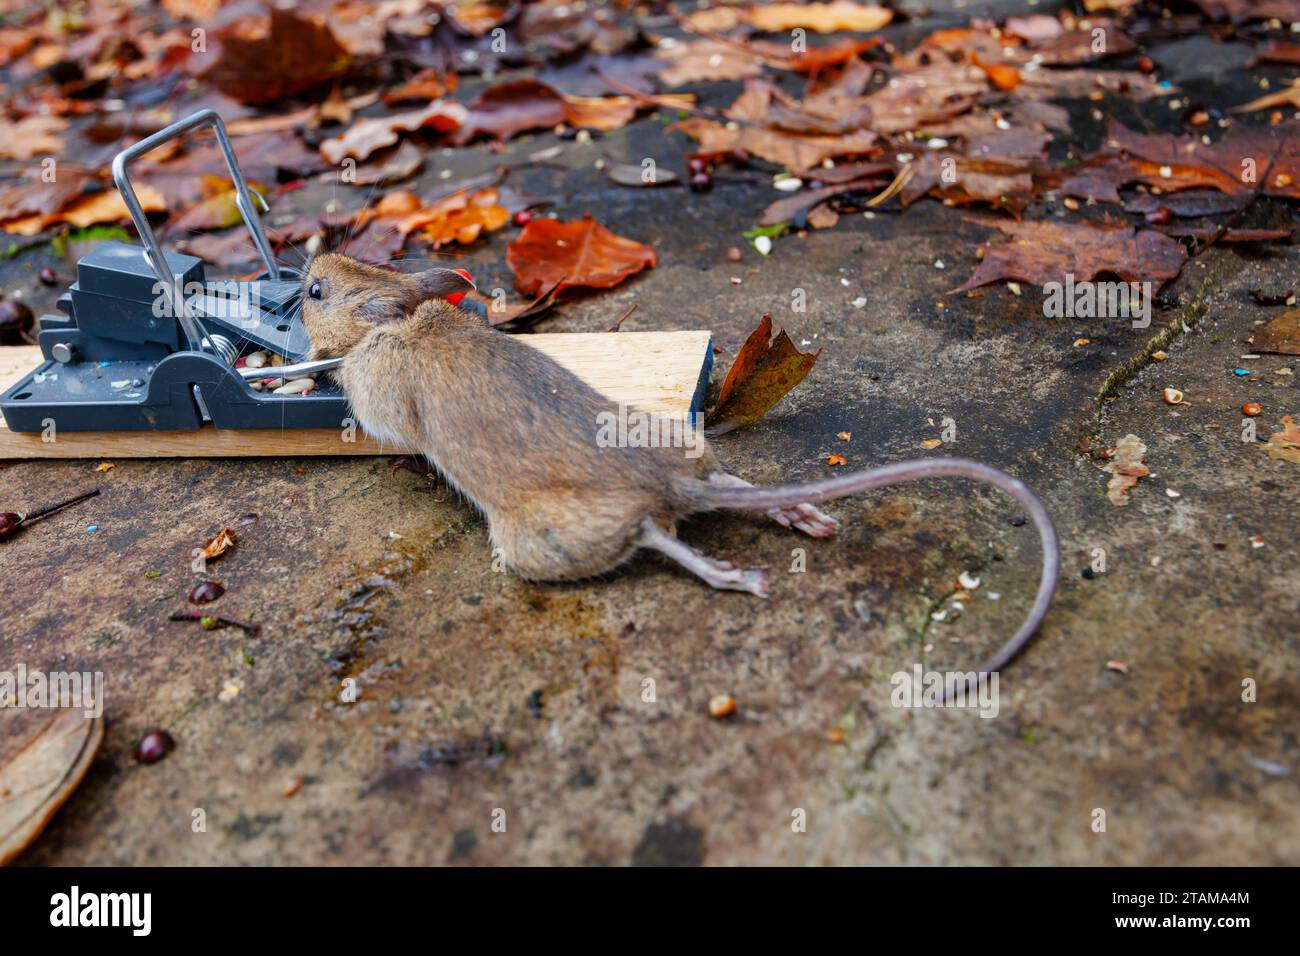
[706, 315, 821, 436]
[507, 216, 657, 295]
[207, 8, 352, 106]
[955, 219, 1187, 293]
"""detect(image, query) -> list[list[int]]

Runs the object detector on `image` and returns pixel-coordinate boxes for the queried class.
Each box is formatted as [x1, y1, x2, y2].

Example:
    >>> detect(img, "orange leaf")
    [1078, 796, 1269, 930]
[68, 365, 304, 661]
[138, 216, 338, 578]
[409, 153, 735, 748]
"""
[506, 216, 657, 295]
[201, 528, 237, 561]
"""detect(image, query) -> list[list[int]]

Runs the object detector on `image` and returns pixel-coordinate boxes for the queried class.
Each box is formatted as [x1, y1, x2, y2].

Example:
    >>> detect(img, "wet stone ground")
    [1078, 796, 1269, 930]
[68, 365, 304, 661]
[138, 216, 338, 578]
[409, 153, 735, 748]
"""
[2, 4, 1299, 865]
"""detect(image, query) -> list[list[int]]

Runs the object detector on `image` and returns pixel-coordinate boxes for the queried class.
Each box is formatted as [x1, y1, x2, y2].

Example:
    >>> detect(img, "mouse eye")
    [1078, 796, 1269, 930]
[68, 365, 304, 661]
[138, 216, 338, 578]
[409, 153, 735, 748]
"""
[307, 280, 322, 300]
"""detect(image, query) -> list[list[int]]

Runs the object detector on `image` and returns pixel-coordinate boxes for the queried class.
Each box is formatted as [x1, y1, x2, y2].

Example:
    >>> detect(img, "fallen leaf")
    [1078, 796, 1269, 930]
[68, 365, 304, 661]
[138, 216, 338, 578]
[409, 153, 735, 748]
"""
[1232, 77, 1300, 114]
[201, 527, 238, 561]
[171, 175, 268, 232]
[706, 314, 821, 435]
[320, 101, 468, 164]
[207, 8, 353, 105]
[955, 219, 1187, 293]
[1062, 120, 1300, 202]
[384, 67, 458, 104]
[1262, 415, 1300, 463]
[416, 188, 510, 248]
[0, 706, 104, 865]
[507, 216, 657, 295]
[0, 116, 67, 160]
[453, 78, 567, 143]
[1103, 434, 1149, 505]
[656, 40, 765, 87]
[1252, 309, 1300, 355]
[744, 1, 893, 33]
[672, 117, 878, 173]
[3, 184, 168, 236]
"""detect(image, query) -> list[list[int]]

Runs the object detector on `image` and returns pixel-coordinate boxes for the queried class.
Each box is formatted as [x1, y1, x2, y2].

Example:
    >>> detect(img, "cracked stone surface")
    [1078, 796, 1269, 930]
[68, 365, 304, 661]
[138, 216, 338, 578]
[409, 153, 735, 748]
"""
[2, 4, 1298, 865]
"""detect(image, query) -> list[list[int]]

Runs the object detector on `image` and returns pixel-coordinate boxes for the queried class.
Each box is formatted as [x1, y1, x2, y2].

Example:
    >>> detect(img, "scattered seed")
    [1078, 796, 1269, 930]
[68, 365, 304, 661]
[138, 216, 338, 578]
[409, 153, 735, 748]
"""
[837, 431, 851, 441]
[1242, 401, 1261, 417]
[754, 235, 773, 256]
[282, 776, 304, 798]
[958, 570, 981, 590]
[725, 246, 742, 262]
[135, 730, 175, 764]
[1106, 659, 1130, 674]
[827, 453, 847, 466]
[1162, 387, 1184, 405]
[827, 728, 846, 744]
[1073, 338, 1090, 347]
[773, 177, 803, 192]
[1152, 350, 1168, 361]
[188, 581, 226, 605]
[708, 694, 736, 718]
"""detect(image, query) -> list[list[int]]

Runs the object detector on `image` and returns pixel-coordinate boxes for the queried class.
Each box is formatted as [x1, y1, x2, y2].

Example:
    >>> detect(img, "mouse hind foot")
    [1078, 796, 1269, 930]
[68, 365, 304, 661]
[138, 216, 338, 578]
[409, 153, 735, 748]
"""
[638, 519, 768, 597]
[706, 472, 838, 538]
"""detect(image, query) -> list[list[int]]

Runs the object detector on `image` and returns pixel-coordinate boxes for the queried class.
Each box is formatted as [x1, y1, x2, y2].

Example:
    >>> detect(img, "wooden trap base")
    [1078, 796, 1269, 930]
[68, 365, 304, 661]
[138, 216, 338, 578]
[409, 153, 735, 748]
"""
[0, 331, 713, 459]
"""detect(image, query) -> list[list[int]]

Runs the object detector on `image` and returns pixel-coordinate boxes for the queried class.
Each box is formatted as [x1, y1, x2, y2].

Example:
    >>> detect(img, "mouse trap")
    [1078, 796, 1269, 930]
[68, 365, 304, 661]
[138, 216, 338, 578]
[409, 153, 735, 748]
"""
[0, 110, 712, 460]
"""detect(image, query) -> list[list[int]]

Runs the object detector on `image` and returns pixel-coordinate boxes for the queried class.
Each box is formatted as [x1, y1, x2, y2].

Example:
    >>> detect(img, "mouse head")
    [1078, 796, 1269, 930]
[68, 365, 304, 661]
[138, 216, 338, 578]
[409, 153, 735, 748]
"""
[299, 253, 476, 359]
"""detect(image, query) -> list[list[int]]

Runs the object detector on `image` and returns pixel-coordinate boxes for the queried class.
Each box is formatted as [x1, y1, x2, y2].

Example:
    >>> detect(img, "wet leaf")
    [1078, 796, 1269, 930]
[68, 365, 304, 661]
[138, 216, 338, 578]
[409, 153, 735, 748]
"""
[507, 216, 657, 295]
[1252, 309, 1300, 355]
[706, 315, 821, 436]
[955, 219, 1187, 293]
[207, 8, 352, 105]
[0, 706, 104, 865]
[1062, 120, 1300, 203]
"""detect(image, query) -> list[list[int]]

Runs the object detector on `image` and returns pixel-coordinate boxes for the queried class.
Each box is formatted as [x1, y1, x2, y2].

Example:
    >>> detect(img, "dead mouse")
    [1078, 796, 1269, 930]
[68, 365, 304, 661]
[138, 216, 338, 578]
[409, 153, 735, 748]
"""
[299, 253, 1059, 686]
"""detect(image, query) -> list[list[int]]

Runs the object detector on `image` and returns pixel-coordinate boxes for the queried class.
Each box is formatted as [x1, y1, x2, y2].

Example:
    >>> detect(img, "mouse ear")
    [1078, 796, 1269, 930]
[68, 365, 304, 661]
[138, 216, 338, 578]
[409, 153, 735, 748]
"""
[417, 268, 476, 299]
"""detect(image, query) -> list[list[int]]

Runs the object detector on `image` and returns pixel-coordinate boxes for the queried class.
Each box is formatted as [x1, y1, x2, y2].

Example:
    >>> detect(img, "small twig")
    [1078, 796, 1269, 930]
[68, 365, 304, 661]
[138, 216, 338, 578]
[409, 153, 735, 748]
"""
[607, 303, 638, 332]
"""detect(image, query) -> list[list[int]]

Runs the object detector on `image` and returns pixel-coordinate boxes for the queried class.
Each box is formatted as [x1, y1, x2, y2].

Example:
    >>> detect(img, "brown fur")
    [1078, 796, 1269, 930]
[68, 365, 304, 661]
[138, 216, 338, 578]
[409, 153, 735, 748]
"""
[300, 254, 719, 581]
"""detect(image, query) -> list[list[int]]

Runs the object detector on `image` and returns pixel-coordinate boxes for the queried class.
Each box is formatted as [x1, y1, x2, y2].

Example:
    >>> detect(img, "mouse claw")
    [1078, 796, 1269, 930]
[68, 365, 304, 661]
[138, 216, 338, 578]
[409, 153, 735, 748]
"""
[768, 502, 838, 538]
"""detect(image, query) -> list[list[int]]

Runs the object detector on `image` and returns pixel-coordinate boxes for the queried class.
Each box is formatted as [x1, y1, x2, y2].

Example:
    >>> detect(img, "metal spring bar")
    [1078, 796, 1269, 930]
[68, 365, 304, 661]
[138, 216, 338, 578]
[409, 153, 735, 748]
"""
[111, 109, 281, 356]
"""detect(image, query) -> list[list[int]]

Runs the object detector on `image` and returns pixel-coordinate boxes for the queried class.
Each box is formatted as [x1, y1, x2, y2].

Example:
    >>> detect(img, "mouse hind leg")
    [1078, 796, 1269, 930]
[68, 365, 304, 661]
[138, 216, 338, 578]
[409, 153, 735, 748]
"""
[705, 472, 838, 538]
[638, 519, 768, 597]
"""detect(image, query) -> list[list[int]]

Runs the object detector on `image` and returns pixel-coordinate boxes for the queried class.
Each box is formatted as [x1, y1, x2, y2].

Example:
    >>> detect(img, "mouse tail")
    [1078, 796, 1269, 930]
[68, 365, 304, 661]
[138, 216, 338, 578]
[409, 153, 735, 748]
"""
[693, 458, 1060, 697]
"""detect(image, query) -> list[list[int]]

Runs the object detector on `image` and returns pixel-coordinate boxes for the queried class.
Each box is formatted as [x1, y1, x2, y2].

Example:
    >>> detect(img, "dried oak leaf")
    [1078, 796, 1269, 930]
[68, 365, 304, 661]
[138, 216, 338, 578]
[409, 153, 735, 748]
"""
[706, 314, 821, 436]
[743, 1, 893, 33]
[201, 527, 237, 561]
[1252, 309, 1300, 355]
[320, 101, 468, 164]
[955, 219, 1187, 294]
[1103, 434, 1149, 506]
[0, 706, 104, 865]
[507, 216, 656, 295]
[1262, 415, 1300, 464]
[207, 8, 352, 105]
